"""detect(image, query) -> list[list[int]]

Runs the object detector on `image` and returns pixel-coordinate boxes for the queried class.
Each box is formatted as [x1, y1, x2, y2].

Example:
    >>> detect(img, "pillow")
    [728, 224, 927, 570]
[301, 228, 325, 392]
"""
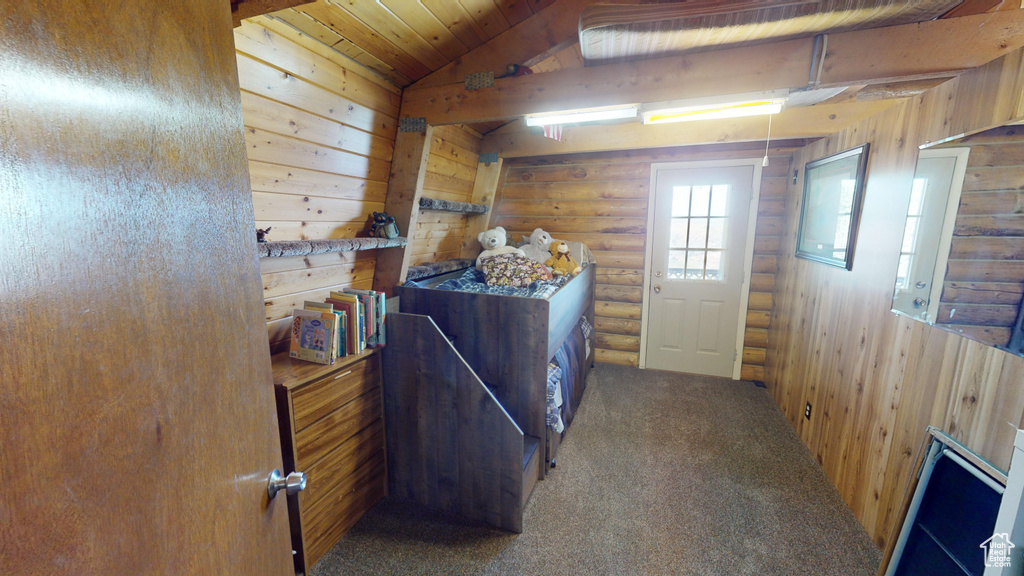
[481, 253, 552, 287]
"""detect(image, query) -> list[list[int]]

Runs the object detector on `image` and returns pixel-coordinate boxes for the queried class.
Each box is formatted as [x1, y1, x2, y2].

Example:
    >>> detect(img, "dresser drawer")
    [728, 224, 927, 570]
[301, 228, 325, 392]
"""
[300, 419, 385, 514]
[295, 386, 382, 467]
[291, 354, 381, 433]
[302, 451, 386, 567]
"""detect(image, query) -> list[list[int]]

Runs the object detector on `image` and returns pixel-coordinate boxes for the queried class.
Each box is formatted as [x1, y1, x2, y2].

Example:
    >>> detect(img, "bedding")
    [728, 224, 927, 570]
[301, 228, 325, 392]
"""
[546, 316, 593, 432]
[408, 264, 578, 299]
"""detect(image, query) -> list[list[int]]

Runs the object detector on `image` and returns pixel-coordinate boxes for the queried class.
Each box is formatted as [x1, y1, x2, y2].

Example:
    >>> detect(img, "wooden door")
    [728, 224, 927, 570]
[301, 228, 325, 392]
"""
[0, 1, 293, 574]
[644, 163, 757, 377]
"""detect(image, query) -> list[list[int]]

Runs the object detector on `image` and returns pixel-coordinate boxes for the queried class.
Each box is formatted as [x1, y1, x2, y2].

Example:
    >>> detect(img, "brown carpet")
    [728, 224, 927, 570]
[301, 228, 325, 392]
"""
[310, 363, 882, 576]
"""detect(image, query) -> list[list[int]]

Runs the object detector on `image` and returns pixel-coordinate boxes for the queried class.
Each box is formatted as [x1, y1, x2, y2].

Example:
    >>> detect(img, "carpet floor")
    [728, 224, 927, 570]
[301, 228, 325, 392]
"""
[310, 363, 882, 576]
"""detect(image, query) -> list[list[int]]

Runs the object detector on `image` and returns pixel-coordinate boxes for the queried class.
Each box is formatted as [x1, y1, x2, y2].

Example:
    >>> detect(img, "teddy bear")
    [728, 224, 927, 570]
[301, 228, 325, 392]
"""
[520, 228, 553, 266]
[545, 240, 582, 276]
[476, 226, 525, 269]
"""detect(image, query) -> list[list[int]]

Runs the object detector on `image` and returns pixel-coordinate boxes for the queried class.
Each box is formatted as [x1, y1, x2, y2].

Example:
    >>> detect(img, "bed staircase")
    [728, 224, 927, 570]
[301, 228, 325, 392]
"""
[382, 312, 541, 532]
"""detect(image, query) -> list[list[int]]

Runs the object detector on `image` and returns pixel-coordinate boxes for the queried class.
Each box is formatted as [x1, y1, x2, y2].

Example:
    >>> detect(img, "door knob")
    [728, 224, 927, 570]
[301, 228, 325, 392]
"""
[913, 297, 926, 309]
[915, 281, 927, 289]
[268, 469, 306, 500]
[654, 284, 661, 293]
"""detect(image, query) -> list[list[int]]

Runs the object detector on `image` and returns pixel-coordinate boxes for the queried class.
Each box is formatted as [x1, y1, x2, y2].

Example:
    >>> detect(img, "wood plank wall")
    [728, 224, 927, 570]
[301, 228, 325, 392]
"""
[232, 19, 401, 350]
[493, 143, 795, 375]
[765, 49, 1024, 549]
[935, 126, 1024, 346]
[411, 125, 484, 265]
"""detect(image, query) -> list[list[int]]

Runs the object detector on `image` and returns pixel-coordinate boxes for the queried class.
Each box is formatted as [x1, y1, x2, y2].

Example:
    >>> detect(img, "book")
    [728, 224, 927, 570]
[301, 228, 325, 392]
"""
[343, 289, 376, 347]
[343, 288, 385, 348]
[289, 309, 336, 365]
[327, 292, 361, 355]
[304, 301, 341, 362]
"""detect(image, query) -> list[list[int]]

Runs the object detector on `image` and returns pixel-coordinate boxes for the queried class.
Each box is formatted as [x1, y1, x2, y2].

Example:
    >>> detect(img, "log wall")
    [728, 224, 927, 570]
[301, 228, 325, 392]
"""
[233, 18, 401, 350]
[935, 126, 1024, 346]
[766, 49, 1024, 549]
[493, 143, 796, 376]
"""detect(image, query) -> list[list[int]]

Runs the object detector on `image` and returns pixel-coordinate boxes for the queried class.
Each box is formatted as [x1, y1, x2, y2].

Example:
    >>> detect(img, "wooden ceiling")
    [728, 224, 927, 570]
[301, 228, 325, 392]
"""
[233, 0, 1019, 143]
[245, 0, 570, 88]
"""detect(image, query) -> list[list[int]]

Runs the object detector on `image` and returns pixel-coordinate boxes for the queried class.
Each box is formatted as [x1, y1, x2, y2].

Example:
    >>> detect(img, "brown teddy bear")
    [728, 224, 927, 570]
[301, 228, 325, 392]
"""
[545, 240, 582, 276]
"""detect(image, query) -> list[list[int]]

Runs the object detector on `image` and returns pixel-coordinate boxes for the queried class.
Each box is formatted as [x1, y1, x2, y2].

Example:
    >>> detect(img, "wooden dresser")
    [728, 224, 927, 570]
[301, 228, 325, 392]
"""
[271, 349, 386, 573]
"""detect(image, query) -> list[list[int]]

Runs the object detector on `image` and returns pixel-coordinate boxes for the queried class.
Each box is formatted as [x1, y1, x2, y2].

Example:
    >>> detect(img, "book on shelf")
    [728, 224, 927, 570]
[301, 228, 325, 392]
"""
[289, 308, 337, 365]
[326, 292, 362, 355]
[304, 301, 345, 361]
[342, 288, 386, 348]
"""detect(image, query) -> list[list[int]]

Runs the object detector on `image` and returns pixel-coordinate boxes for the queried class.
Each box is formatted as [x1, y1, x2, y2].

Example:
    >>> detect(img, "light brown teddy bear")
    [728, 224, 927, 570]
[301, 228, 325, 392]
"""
[545, 240, 582, 276]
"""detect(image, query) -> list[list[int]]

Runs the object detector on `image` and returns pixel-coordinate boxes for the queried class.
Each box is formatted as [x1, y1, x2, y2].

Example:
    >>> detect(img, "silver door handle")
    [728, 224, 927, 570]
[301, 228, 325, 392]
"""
[913, 297, 926, 308]
[653, 285, 661, 293]
[268, 469, 306, 499]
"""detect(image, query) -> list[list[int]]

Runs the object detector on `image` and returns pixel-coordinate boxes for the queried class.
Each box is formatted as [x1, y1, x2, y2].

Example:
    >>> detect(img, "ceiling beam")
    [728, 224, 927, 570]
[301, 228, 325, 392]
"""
[402, 9, 1024, 125]
[410, 0, 591, 89]
[230, 0, 308, 28]
[480, 100, 901, 158]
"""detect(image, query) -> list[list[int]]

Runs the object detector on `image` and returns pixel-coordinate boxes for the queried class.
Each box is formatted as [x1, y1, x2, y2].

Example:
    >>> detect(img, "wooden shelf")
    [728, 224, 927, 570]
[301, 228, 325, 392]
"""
[259, 237, 406, 258]
[418, 196, 488, 214]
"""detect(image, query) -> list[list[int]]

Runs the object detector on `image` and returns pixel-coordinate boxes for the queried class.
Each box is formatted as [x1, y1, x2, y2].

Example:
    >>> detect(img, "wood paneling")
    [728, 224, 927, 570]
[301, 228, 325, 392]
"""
[764, 48, 1024, 551]
[494, 143, 795, 374]
[252, 0, 563, 88]
[410, 126, 485, 266]
[235, 19, 399, 350]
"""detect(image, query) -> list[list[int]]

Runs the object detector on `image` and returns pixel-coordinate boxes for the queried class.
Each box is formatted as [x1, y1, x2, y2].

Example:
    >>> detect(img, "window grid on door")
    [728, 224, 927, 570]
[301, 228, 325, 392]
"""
[667, 184, 728, 281]
[896, 177, 928, 290]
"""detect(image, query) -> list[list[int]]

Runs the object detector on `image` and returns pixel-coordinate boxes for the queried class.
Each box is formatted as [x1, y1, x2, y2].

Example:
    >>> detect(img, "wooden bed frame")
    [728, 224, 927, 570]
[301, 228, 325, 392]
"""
[382, 264, 596, 532]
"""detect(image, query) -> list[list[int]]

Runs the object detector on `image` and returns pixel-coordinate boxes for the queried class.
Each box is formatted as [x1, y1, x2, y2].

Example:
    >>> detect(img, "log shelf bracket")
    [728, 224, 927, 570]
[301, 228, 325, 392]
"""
[418, 197, 489, 214]
[258, 237, 407, 258]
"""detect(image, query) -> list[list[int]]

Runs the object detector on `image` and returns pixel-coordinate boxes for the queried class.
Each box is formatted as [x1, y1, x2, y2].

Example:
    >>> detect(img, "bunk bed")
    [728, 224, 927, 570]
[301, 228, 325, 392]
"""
[382, 262, 595, 532]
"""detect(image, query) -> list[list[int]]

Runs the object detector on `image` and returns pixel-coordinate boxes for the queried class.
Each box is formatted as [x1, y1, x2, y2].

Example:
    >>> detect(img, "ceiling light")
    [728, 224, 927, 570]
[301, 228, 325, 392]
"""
[642, 91, 788, 125]
[525, 105, 638, 126]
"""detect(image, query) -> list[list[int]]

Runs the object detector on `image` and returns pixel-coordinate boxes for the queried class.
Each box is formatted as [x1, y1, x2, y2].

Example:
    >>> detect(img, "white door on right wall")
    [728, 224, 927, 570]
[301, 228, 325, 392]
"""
[644, 164, 757, 377]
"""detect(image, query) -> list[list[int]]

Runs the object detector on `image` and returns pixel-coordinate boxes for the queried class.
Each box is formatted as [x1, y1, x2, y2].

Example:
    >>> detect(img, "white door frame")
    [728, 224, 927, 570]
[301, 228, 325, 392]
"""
[639, 158, 764, 379]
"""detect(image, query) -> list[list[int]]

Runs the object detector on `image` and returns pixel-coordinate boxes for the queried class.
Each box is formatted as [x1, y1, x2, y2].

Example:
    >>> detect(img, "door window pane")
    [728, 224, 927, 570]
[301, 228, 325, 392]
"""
[685, 250, 706, 279]
[668, 250, 686, 279]
[691, 185, 711, 217]
[710, 185, 728, 216]
[672, 186, 691, 217]
[687, 218, 708, 249]
[705, 251, 723, 280]
[707, 218, 725, 249]
[670, 219, 689, 248]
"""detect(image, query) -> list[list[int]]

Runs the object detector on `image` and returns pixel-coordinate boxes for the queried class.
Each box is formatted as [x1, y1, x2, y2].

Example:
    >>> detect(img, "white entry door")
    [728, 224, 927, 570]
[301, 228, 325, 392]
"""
[644, 163, 758, 377]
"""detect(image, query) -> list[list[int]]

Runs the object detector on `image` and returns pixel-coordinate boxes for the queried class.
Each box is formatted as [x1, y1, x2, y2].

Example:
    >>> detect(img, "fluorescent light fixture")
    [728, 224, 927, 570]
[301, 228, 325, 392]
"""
[642, 91, 788, 125]
[524, 104, 638, 126]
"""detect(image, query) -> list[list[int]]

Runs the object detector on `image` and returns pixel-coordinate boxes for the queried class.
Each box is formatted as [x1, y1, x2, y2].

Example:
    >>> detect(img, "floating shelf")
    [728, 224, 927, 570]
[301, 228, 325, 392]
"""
[258, 237, 407, 258]
[418, 197, 488, 214]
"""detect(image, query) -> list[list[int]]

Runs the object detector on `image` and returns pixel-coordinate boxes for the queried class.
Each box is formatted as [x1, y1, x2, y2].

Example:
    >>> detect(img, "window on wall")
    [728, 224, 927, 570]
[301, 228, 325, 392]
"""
[667, 184, 728, 281]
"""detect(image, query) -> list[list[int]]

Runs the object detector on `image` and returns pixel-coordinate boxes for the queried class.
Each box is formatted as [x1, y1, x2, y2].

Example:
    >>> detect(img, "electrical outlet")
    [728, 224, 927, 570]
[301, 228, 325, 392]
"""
[805, 402, 812, 420]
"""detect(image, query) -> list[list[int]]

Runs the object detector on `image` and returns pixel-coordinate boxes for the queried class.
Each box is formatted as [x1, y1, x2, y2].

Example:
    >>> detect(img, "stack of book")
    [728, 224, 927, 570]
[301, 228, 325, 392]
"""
[288, 288, 387, 365]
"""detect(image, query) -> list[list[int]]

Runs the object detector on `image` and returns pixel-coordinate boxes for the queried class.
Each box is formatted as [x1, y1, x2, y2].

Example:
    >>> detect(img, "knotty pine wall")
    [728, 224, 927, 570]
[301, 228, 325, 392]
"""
[766, 49, 1024, 549]
[935, 126, 1024, 346]
[411, 126, 484, 265]
[493, 143, 796, 377]
[232, 18, 401, 350]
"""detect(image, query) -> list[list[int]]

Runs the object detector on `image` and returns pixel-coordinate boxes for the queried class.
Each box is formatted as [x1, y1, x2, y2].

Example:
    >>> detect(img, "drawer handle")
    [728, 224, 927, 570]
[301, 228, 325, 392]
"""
[334, 370, 353, 380]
